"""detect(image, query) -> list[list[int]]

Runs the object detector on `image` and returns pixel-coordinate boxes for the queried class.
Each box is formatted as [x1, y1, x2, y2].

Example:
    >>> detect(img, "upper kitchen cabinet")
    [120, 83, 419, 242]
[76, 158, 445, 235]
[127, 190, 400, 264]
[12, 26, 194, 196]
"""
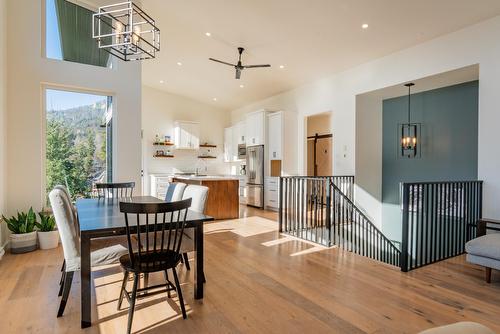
[267, 111, 298, 176]
[245, 110, 265, 146]
[268, 112, 283, 160]
[233, 121, 246, 145]
[174, 121, 200, 149]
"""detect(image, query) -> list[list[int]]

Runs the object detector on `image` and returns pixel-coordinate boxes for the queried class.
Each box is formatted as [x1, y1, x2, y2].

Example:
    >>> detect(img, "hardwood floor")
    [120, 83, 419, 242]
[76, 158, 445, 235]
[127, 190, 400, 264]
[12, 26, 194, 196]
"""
[1, 208, 500, 333]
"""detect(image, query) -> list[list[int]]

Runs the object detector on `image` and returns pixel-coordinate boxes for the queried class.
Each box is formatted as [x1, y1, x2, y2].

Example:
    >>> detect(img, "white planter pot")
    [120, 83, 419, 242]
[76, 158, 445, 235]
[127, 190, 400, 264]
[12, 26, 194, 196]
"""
[10, 231, 37, 254]
[38, 230, 59, 250]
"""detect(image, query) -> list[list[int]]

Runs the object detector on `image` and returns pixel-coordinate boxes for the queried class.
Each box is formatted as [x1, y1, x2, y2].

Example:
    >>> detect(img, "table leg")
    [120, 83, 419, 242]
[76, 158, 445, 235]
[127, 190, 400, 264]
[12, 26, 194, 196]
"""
[81, 234, 91, 328]
[194, 223, 204, 299]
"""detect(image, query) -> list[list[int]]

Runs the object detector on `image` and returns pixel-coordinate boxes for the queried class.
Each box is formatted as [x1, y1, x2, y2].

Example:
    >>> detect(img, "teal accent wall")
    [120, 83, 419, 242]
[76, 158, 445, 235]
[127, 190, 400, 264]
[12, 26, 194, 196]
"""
[382, 81, 478, 241]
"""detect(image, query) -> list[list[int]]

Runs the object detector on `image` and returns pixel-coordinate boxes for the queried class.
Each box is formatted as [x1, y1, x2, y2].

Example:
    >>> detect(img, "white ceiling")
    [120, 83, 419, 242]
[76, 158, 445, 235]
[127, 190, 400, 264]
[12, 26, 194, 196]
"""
[140, 0, 500, 110]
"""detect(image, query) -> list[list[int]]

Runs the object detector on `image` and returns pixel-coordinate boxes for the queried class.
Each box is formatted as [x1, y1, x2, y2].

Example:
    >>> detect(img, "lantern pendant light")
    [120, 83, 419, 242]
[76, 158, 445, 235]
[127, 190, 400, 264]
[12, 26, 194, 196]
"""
[401, 83, 418, 158]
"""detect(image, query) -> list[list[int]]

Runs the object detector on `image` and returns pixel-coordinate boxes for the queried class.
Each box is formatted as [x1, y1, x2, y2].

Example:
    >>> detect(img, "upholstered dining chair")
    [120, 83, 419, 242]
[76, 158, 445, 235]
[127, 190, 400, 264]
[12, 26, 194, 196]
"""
[49, 188, 128, 317]
[180, 185, 209, 271]
[118, 198, 192, 334]
[164, 182, 187, 202]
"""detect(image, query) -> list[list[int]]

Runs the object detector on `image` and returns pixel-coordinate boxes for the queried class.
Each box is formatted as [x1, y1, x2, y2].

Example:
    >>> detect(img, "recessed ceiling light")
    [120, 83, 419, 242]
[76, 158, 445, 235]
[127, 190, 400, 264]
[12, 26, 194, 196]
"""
[205, 32, 211, 37]
[159, 80, 164, 84]
[279, 65, 285, 69]
[240, 84, 244, 88]
[362, 23, 369, 29]
[213, 97, 217, 101]
[177, 62, 182, 66]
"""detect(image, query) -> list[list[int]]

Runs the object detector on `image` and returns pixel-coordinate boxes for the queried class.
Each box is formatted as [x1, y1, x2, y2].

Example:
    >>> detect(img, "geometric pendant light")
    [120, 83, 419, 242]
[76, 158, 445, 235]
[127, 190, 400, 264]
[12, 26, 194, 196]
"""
[400, 83, 418, 158]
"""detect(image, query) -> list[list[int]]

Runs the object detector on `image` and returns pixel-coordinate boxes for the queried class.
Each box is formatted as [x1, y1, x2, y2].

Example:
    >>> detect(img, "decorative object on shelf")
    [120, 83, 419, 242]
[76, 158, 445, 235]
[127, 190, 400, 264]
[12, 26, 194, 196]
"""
[92, 1, 160, 61]
[165, 135, 171, 143]
[36, 212, 59, 250]
[200, 143, 217, 148]
[2, 207, 38, 253]
[155, 134, 160, 144]
[400, 83, 420, 158]
[154, 149, 174, 158]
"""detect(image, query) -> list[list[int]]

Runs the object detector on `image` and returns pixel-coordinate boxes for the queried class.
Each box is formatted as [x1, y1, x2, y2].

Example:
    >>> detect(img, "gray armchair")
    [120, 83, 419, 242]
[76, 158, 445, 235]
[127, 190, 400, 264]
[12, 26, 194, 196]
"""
[465, 219, 500, 283]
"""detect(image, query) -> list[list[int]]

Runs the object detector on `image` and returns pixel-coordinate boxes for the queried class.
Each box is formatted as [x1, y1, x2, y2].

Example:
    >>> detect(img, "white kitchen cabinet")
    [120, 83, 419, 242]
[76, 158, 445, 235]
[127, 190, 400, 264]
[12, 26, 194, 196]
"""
[234, 121, 246, 145]
[245, 110, 265, 146]
[174, 121, 200, 149]
[268, 112, 283, 160]
[265, 176, 279, 210]
[150, 175, 172, 199]
[224, 126, 233, 162]
[265, 110, 297, 177]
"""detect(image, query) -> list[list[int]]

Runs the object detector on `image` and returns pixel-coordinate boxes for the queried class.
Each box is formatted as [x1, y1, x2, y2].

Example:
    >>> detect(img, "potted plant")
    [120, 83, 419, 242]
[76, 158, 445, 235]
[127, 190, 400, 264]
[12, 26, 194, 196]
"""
[36, 212, 58, 250]
[2, 207, 38, 254]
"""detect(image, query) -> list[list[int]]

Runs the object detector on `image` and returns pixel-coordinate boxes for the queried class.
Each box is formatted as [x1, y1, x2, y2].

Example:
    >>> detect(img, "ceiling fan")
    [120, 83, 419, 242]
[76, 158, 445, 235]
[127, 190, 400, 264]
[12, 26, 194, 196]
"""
[209, 47, 271, 79]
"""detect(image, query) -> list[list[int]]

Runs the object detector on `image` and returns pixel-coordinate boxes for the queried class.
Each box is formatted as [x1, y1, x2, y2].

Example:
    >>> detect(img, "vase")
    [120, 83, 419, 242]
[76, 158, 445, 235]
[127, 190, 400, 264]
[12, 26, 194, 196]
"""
[10, 231, 37, 254]
[38, 230, 59, 250]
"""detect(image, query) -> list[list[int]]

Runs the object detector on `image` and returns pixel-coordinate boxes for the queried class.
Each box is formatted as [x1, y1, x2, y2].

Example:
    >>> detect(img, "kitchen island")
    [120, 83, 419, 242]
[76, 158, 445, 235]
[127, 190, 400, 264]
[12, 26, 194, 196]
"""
[172, 175, 240, 220]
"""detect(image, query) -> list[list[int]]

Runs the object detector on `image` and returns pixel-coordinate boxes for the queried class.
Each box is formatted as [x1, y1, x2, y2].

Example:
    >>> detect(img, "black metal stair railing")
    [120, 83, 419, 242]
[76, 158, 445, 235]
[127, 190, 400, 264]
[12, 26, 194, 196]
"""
[279, 176, 401, 267]
[401, 180, 483, 271]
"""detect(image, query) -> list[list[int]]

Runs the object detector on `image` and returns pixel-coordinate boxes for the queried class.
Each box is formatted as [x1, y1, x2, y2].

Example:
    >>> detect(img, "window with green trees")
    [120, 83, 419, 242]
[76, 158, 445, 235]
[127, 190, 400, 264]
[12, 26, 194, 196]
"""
[45, 89, 112, 201]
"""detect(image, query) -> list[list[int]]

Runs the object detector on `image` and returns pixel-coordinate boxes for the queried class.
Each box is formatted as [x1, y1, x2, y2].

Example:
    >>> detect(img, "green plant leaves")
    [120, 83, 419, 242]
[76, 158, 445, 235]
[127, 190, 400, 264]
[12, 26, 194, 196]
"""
[1, 207, 38, 234]
[36, 212, 56, 232]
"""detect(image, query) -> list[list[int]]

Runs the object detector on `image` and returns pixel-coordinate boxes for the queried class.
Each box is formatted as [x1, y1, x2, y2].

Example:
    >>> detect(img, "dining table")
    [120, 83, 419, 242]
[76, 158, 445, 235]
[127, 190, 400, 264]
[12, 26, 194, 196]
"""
[76, 196, 214, 329]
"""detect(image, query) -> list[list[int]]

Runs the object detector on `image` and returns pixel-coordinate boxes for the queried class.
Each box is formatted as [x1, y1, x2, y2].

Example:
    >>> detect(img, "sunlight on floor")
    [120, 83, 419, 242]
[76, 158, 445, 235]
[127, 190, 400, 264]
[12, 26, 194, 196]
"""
[204, 216, 278, 237]
[93, 265, 191, 333]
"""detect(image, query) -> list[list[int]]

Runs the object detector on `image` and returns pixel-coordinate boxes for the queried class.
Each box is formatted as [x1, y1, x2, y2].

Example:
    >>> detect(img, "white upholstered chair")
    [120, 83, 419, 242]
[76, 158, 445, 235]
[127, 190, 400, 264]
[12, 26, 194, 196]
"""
[49, 188, 128, 317]
[180, 185, 209, 270]
[164, 182, 187, 202]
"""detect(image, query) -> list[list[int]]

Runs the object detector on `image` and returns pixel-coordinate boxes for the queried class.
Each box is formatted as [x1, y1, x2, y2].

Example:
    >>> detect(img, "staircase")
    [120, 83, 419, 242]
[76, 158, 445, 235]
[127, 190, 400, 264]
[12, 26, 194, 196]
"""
[279, 176, 484, 270]
[279, 176, 401, 267]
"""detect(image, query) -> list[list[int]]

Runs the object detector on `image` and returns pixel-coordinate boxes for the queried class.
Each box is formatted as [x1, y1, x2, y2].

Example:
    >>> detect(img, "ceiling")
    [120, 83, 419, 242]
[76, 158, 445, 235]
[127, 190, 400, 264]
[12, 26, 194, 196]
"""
[140, 0, 500, 110]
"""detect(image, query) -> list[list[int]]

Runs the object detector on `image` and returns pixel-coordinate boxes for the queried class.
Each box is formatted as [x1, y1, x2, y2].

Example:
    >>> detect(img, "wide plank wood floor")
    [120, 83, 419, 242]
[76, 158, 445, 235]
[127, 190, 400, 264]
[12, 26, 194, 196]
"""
[1, 207, 500, 333]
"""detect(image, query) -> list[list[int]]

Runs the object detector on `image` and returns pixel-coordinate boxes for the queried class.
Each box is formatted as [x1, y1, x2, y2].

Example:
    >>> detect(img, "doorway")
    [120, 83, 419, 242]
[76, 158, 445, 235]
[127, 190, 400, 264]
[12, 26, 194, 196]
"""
[306, 112, 332, 176]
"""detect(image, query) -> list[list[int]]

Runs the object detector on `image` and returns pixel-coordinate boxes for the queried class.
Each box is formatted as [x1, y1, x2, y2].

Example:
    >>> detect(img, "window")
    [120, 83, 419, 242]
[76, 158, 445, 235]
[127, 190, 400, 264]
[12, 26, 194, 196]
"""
[45, 0, 112, 68]
[45, 89, 112, 200]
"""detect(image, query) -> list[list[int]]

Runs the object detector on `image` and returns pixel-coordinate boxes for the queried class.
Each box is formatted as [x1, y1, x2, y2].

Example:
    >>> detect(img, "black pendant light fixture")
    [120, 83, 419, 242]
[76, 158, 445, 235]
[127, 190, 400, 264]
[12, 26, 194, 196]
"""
[400, 83, 418, 158]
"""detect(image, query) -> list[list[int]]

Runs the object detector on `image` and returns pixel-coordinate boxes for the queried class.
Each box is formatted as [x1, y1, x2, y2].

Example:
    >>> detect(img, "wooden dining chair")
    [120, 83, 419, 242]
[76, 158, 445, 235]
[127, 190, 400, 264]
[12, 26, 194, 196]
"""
[95, 182, 135, 199]
[118, 198, 192, 334]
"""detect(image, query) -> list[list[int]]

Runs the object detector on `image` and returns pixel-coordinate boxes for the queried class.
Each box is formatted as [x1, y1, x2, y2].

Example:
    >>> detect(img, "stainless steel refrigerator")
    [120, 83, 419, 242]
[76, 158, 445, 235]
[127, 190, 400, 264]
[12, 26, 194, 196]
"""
[245, 145, 264, 208]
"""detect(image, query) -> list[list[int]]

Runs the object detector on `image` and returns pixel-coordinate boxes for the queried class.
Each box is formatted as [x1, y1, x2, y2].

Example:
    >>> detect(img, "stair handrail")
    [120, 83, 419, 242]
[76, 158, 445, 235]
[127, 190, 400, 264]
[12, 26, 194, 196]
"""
[327, 178, 401, 254]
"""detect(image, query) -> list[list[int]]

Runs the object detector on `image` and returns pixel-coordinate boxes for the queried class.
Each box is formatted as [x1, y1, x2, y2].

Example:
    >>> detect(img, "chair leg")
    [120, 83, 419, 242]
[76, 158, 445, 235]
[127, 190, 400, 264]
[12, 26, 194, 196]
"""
[126, 274, 139, 334]
[164, 270, 171, 298]
[58, 271, 66, 297]
[183, 253, 191, 271]
[117, 270, 129, 310]
[57, 271, 74, 317]
[486, 267, 492, 283]
[172, 268, 187, 319]
[60, 259, 65, 272]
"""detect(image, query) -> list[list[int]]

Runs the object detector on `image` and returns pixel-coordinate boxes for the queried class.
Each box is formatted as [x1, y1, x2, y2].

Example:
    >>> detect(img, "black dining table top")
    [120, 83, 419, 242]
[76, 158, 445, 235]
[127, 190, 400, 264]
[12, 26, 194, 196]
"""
[76, 196, 214, 233]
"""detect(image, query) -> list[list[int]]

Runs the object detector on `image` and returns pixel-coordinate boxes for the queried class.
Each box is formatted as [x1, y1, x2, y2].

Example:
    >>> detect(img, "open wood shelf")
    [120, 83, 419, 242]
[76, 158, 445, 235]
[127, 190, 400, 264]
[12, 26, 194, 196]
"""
[153, 142, 175, 146]
[199, 144, 217, 148]
[153, 155, 175, 158]
[198, 156, 217, 159]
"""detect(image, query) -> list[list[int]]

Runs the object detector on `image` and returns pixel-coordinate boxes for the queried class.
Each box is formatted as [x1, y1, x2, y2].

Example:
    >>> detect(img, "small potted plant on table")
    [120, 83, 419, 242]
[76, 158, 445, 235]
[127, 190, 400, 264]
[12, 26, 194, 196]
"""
[36, 212, 58, 250]
[2, 207, 38, 254]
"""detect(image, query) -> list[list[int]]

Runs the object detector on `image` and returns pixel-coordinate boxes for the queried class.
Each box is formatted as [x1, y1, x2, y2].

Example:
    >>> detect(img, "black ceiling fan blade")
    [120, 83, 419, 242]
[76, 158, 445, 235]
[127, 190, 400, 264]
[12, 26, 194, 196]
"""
[209, 58, 237, 67]
[243, 64, 271, 68]
[235, 67, 242, 79]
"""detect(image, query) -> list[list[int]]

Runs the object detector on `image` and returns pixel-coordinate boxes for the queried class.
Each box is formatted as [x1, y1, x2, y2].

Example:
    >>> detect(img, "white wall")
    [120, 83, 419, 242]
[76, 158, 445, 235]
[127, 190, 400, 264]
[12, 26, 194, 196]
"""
[231, 15, 500, 224]
[0, 0, 8, 257]
[142, 86, 230, 195]
[355, 94, 383, 228]
[5, 0, 142, 215]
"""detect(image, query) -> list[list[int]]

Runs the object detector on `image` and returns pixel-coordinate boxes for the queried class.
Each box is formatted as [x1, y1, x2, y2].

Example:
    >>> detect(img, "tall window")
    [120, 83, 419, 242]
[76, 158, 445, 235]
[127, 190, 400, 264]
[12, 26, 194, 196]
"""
[45, 89, 112, 200]
[46, 0, 112, 68]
